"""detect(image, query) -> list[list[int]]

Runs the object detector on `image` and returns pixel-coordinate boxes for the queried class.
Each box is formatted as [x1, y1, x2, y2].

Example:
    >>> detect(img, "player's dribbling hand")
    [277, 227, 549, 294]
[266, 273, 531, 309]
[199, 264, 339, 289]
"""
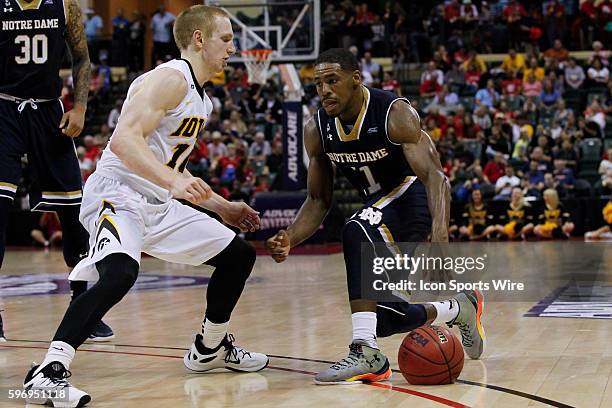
[60, 107, 86, 138]
[222, 202, 261, 232]
[266, 230, 290, 263]
[170, 176, 212, 204]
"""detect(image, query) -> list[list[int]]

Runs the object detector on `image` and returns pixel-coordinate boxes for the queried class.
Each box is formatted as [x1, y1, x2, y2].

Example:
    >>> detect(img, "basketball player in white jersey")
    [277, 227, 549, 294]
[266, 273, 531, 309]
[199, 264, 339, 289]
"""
[23, 6, 267, 407]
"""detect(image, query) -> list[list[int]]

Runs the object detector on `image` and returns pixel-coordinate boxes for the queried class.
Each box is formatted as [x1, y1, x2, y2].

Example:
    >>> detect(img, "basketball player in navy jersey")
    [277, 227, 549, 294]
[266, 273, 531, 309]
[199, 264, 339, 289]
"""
[0, 0, 113, 341]
[267, 48, 485, 384]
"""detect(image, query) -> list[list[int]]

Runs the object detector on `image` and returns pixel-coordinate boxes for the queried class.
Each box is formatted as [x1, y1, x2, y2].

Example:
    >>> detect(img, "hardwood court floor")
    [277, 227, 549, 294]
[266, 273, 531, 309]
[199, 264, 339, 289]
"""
[0, 243, 611, 408]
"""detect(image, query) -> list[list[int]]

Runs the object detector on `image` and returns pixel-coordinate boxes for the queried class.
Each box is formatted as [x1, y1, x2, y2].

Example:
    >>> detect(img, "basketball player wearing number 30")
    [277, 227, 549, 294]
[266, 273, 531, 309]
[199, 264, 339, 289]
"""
[0, 0, 114, 342]
[267, 48, 485, 385]
[24, 6, 267, 407]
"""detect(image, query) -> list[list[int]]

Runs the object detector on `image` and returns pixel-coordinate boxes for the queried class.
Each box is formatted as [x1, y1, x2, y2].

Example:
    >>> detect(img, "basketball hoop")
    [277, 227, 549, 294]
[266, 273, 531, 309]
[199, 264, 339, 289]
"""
[241, 49, 274, 85]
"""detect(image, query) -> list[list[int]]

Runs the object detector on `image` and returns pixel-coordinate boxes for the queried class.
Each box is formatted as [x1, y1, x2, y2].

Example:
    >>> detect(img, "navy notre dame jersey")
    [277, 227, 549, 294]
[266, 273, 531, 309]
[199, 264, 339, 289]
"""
[0, 0, 66, 99]
[316, 86, 416, 201]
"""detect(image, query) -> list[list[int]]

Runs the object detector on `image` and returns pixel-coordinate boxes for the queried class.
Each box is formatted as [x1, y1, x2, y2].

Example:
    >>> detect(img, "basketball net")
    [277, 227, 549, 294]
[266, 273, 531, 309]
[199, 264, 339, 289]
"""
[241, 49, 274, 85]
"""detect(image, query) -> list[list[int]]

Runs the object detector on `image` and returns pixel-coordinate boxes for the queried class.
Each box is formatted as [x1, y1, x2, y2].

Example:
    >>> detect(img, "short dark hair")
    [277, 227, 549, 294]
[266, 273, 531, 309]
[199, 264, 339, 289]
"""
[315, 48, 359, 72]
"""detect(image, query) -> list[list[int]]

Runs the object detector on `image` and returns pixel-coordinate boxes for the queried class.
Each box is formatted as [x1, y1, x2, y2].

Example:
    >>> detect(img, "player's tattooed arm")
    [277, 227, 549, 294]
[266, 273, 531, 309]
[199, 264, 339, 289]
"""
[65, 0, 90, 110]
[388, 101, 450, 242]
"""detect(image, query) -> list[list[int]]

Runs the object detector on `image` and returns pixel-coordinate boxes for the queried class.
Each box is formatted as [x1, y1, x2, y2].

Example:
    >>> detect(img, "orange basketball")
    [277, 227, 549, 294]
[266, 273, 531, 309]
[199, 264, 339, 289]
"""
[398, 325, 464, 385]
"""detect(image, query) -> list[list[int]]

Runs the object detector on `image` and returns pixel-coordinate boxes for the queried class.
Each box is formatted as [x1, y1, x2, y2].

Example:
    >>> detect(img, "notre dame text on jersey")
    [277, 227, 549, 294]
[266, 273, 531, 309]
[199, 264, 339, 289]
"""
[315, 87, 417, 201]
[0, 0, 67, 99]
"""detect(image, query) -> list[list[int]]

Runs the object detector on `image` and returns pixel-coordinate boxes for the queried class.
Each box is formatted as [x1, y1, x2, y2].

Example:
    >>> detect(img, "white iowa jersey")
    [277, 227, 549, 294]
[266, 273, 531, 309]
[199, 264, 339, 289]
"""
[95, 59, 212, 202]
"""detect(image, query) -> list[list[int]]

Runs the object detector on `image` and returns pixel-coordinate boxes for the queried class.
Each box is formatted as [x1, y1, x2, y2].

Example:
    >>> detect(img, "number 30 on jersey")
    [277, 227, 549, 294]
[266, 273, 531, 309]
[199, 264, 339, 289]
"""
[15, 34, 48, 64]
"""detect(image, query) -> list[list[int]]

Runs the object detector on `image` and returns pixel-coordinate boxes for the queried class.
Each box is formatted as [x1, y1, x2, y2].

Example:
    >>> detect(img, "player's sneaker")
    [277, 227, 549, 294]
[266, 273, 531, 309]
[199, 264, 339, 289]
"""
[448, 289, 485, 359]
[314, 341, 391, 385]
[88, 320, 114, 342]
[0, 310, 6, 342]
[23, 361, 91, 407]
[184, 333, 268, 373]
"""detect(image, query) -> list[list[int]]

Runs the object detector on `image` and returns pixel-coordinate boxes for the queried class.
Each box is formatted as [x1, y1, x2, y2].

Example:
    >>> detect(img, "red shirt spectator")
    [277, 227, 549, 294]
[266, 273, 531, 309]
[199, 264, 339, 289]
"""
[218, 145, 243, 184]
[82, 135, 99, 161]
[483, 157, 505, 183]
[464, 69, 481, 88]
[382, 71, 401, 96]
[443, 159, 453, 177]
[355, 3, 375, 25]
[503, 1, 526, 22]
[580, 0, 597, 19]
[425, 110, 448, 136]
[453, 48, 469, 65]
[219, 156, 241, 173]
[420, 79, 442, 97]
[502, 78, 522, 96]
[226, 67, 249, 90]
[460, 115, 481, 140]
[189, 139, 209, 163]
[451, 115, 464, 139]
[382, 79, 401, 94]
[444, 0, 461, 23]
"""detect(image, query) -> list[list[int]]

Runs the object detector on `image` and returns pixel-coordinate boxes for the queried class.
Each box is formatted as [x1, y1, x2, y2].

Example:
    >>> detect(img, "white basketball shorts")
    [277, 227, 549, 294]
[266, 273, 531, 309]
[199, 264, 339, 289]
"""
[69, 173, 235, 282]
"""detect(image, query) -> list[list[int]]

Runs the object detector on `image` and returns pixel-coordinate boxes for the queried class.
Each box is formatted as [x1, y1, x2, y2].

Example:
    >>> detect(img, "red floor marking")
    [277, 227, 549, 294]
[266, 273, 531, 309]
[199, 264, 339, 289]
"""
[1, 343, 472, 407]
[368, 382, 472, 408]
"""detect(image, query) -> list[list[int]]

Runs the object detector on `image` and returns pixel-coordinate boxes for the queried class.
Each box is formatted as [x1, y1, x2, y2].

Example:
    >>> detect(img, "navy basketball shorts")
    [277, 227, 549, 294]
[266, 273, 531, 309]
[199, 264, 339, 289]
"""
[343, 176, 432, 302]
[0, 98, 82, 211]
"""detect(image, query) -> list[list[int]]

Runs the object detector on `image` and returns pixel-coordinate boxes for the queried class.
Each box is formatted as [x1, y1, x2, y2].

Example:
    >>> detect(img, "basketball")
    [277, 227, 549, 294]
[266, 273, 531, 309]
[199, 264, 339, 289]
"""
[398, 325, 464, 385]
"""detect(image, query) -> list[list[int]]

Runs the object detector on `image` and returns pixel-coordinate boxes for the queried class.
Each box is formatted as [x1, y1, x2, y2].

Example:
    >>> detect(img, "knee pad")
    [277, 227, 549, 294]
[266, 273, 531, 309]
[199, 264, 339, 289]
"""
[95, 253, 139, 295]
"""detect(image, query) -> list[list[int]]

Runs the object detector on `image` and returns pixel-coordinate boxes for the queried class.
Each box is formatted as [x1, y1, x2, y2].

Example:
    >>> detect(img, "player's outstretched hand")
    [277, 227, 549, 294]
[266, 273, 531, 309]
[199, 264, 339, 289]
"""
[60, 107, 86, 138]
[222, 202, 261, 232]
[266, 230, 290, 263]
[170, 176, 212, 204]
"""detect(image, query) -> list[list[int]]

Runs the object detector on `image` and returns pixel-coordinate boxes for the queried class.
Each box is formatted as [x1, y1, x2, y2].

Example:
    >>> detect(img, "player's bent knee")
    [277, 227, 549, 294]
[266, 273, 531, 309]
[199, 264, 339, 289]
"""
[342, 220, 370, 249]
[95, 253, 139, 296]
[207, 236, 255, 279]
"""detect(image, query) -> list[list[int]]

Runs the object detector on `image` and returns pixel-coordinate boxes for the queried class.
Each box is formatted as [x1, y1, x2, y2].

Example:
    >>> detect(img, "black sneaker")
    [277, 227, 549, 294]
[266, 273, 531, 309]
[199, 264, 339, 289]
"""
[88, 320, 114, 342]
[0, 310, 5, 342]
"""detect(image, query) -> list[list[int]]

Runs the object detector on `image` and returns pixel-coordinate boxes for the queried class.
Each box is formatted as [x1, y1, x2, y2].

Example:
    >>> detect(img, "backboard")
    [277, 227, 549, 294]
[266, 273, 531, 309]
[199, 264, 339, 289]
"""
[204, 0, 320, 63]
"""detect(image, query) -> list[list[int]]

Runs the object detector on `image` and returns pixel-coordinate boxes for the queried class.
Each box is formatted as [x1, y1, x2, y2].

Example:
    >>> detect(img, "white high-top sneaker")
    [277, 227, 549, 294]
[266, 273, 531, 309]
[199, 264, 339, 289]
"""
[23, 361, 91, 407]
[184, 334, 268, 373]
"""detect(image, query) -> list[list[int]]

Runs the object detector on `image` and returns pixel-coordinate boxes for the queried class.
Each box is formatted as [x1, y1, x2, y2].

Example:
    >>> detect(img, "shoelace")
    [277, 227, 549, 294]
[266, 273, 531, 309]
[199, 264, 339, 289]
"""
[17, 99, 38, 113]
[223, 334, 252, 364]
[331, 344, 363, 370]
[456, 322, 474, 347]
[42, 367, 73, 389]
[448, 298, 475, 348]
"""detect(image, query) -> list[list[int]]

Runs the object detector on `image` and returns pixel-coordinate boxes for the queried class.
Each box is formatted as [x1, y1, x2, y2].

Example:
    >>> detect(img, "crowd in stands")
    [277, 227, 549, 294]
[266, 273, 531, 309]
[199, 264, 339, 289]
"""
[68, 72, 287, 204]
[16, 1, 612, 240]
[319, 0, 612, 239]
[322, 0, 612, 60]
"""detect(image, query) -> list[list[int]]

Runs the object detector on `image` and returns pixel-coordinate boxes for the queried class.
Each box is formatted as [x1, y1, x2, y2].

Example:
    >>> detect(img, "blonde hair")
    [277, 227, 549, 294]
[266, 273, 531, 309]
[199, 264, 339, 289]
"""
[543, 188, 559, 204]
[173, 5, 229, 50]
